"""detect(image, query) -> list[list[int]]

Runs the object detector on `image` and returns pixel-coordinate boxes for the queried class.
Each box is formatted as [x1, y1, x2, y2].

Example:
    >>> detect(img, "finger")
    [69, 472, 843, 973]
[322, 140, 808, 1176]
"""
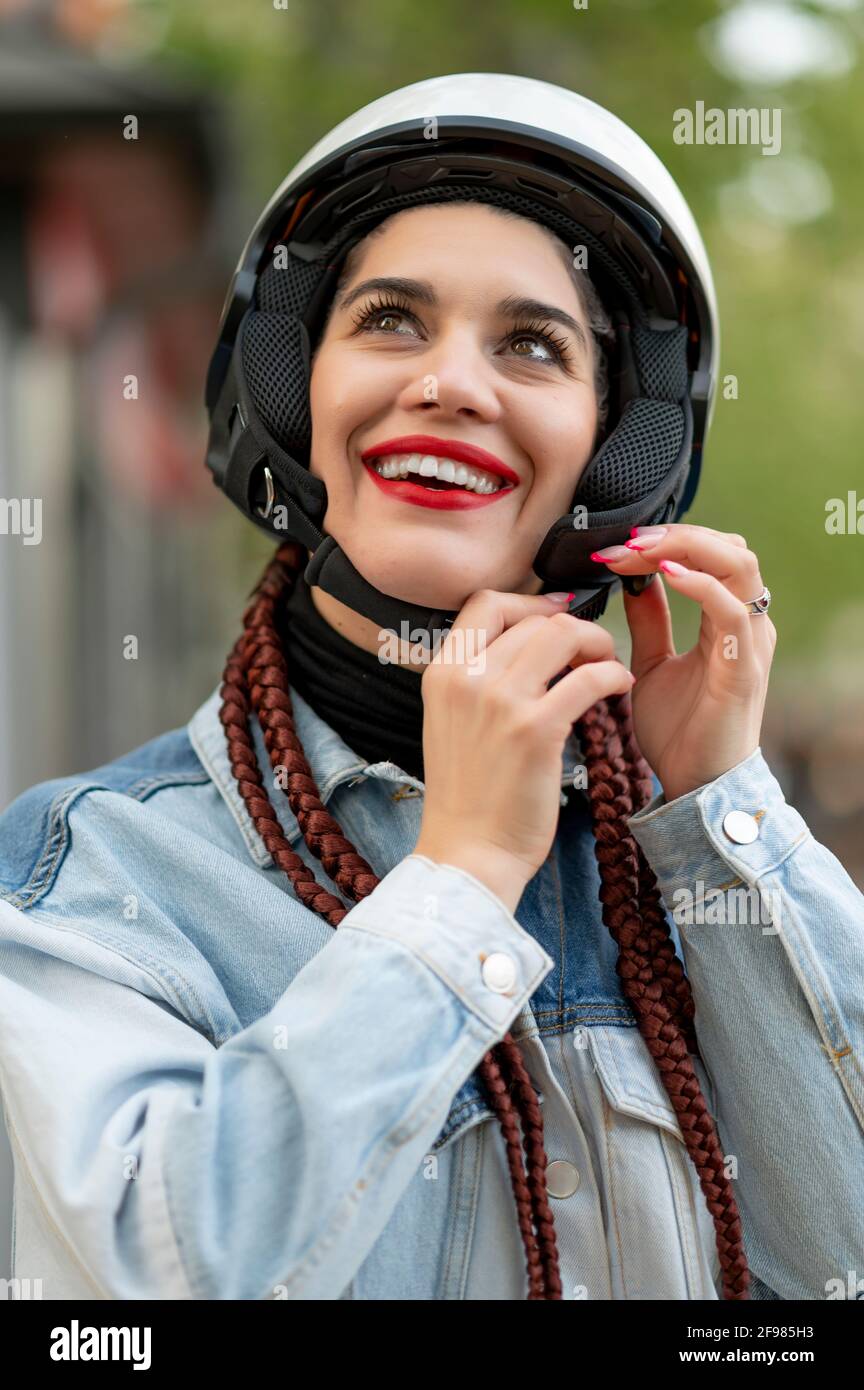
[486, 611, 616, 693]
[543, 658, 635, 726]
[631, 522, 749, 549]
[621, 572, 676, 678]
[441, 589, 574, 661]
[596, 530, 764, 607]
[656, 562, 757, 669]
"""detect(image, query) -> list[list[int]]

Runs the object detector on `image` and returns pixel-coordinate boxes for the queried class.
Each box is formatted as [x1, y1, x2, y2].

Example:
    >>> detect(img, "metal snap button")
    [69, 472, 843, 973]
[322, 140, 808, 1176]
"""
[546, 1160, 581, 1198]
[481, 952, 518, 994]
[722, 810, 760, 844]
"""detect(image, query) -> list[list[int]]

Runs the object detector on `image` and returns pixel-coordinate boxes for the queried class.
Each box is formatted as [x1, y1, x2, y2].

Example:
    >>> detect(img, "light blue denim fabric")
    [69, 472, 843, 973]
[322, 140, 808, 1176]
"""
[0, 683, 860, 1300]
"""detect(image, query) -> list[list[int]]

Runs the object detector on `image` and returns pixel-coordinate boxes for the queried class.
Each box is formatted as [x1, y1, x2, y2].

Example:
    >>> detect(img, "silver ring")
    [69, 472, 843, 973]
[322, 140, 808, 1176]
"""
[743, 586, 771, 616]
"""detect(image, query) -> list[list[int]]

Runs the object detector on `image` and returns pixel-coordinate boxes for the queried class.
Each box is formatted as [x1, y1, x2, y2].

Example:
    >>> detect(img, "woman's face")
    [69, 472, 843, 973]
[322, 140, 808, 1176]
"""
[308, 203, 600, 611]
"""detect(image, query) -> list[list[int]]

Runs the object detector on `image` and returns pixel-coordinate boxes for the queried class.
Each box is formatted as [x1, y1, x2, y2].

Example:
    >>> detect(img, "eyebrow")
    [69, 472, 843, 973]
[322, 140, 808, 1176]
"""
[336, 276, 592, 358]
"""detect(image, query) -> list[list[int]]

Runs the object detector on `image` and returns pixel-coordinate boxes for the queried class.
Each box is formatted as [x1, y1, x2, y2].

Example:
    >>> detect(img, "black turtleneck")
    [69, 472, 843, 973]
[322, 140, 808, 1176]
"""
[277, 573, 427, 783]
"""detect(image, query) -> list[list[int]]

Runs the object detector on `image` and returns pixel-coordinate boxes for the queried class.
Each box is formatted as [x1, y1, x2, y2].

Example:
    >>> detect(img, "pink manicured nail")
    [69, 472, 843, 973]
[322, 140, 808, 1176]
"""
[624, 538, 651, 551]
[659, 559, 687, 575]
[631, 525, 668, 539]
[545, 591, 575, 603]
[590, 546, 631, 562]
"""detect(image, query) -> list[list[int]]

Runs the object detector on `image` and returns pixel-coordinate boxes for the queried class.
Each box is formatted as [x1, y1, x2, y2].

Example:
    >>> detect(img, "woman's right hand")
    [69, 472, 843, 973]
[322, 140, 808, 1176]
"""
[414, 590, 635, 912]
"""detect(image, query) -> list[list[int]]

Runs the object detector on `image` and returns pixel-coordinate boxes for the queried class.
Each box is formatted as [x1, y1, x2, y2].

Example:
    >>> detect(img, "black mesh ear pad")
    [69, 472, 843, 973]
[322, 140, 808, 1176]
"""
[571, 319, 688, 512]
[631, 323, 689, 400]
[256, 254, 321, 318]
[241, 311, 312, 461]
[576, 398, 685, 510]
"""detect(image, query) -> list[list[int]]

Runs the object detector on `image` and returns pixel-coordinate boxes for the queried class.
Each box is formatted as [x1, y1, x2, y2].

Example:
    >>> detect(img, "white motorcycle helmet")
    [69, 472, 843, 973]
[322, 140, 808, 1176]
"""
[204, 72, 719, 632]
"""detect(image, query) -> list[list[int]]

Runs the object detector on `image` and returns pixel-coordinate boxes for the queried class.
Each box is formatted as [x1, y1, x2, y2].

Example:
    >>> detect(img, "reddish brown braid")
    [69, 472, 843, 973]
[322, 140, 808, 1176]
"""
[219, 541, 749, 1300]
[576, 699, 749, 1298]
[611, 691, 700, 1057]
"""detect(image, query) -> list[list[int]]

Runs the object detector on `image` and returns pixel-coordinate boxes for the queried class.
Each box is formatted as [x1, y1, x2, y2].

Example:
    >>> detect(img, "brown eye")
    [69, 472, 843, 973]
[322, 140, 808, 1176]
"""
[510, 334, 556, 363]
[350, 295, 419, 337]
[507, 320, 571, 367]
[372, 311, 415, 334]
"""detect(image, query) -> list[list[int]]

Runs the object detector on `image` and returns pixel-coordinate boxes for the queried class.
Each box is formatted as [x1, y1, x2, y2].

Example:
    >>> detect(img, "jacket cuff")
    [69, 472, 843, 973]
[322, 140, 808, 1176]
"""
[626, 748, 811, 901]
[341, 853, 554, 1033]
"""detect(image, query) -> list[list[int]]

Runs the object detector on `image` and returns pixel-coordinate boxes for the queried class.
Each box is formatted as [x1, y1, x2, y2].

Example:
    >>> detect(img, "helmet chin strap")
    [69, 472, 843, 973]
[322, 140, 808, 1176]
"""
[303, 536, 459, 638]
[302, 532, 621, 640]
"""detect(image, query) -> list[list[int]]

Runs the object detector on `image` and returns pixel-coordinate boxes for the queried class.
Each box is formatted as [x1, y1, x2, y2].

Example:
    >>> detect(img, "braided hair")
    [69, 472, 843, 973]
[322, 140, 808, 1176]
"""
[219, 541, 750, 1300]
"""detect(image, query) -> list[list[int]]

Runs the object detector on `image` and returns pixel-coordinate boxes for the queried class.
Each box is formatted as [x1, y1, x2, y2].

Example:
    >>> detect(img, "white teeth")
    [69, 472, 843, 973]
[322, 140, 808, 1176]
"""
[370, 453, 506, 494]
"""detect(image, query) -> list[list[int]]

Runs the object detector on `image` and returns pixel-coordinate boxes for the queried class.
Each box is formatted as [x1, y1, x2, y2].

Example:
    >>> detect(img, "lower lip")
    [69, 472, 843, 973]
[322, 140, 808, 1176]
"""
[362, 460, 514, 510]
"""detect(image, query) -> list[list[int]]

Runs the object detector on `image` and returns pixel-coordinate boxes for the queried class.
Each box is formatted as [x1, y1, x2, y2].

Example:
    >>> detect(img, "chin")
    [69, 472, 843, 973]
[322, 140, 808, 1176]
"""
[347, 536, 502, 613]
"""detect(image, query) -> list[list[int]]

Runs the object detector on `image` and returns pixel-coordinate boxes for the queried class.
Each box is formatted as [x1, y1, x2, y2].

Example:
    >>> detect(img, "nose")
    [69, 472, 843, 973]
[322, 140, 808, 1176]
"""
[395, 325, 503, 421]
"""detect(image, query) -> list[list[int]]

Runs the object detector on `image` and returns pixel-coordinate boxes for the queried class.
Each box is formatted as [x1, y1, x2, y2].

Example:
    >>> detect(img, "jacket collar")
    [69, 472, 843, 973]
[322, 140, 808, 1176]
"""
[188, 682, 585, 870]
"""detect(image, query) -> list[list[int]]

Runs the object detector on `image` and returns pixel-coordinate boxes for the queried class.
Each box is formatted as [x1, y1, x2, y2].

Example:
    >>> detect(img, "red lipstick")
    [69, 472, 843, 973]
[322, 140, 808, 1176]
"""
[360, 434, 519, 511]
[363, 462, 511, 509]
[360, 435, 520, 485]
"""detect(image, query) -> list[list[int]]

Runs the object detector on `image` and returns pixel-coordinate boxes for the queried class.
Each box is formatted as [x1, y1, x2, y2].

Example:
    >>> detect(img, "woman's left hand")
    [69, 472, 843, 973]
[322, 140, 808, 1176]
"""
[590, 523, 777, 803]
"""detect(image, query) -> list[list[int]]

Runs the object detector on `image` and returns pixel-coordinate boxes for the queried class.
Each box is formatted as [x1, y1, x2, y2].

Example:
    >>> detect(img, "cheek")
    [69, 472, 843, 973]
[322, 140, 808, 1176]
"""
[310, 348, 392, 439]
[544, 389, 597, 446]
[309, 352, 338, 422]
[524, 401, 597, 506]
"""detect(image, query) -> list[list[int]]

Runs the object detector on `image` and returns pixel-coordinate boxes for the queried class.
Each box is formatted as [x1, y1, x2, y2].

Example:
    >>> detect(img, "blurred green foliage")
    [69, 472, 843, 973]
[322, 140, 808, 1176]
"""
[153, 0, 864, 675]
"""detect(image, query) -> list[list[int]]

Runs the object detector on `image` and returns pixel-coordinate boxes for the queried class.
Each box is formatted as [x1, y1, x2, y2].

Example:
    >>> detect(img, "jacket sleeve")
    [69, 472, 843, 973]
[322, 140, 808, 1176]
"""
[0, 853, 553, 1300]
[626, 747, 864, 1300]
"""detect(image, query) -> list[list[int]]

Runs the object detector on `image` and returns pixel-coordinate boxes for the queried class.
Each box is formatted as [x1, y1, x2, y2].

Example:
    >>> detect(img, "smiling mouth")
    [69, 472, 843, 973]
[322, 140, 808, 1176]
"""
[368, 452, 509, 495]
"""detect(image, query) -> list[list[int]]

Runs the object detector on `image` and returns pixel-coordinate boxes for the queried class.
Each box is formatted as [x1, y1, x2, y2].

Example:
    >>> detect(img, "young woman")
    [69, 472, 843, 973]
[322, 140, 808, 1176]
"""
[0, 74, 861, 1303]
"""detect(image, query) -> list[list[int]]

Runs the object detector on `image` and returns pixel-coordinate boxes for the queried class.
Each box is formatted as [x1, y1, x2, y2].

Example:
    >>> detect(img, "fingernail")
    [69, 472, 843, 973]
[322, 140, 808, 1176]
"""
[545, 591, 575, 603]
[631, 525, 668, 539]
[624, 538, 652, 551]
[590, 546, 631, 562]
[658, 559, 687, 575]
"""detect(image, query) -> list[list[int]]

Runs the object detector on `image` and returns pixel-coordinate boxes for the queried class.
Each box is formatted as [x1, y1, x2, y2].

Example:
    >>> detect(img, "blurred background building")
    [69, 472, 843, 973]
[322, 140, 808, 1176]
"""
[0, 0, 862, 1286]
[0, 0, 251, 1287]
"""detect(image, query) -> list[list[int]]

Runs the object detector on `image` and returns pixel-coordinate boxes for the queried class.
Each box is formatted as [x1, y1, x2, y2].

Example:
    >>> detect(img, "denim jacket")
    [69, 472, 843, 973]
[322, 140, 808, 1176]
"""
[0, 681, 861, 1301]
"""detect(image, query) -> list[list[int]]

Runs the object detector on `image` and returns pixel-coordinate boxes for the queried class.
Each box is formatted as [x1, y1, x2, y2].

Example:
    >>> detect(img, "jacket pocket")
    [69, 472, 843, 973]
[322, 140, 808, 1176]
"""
[579, 1024, 721, 1299]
